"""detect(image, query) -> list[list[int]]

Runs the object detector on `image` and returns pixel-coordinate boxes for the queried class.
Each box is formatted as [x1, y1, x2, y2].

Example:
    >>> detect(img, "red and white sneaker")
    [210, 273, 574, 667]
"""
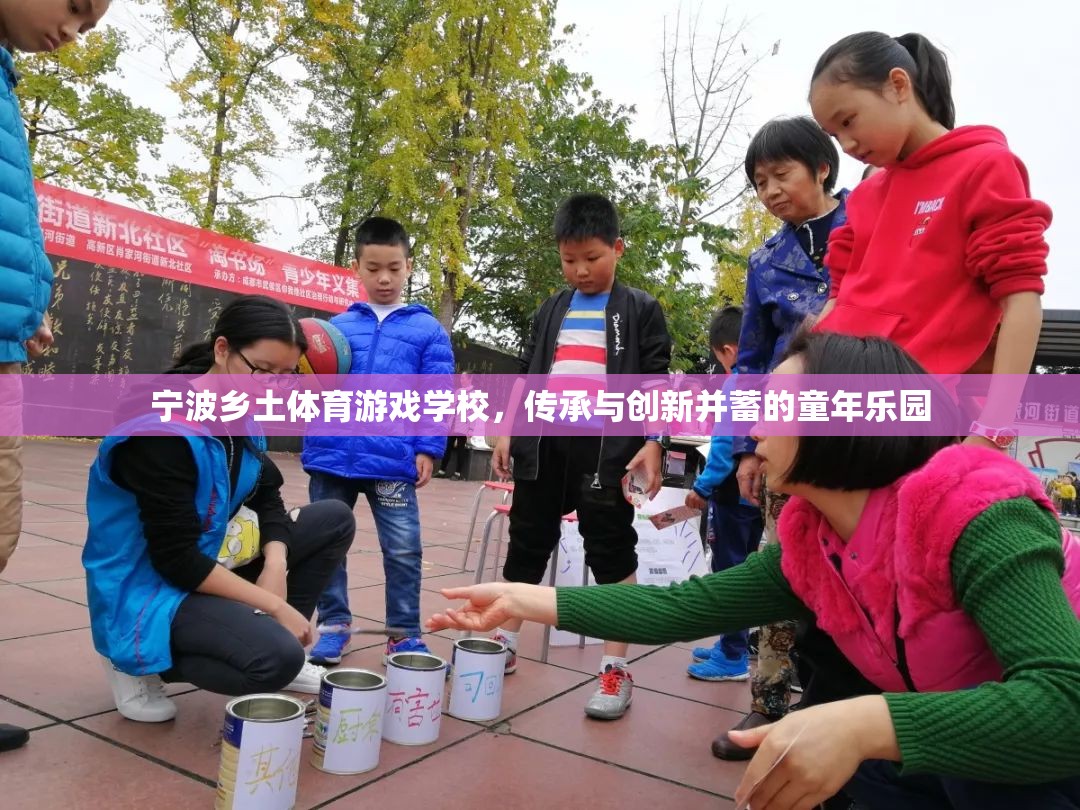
[492, 633, 517, 675]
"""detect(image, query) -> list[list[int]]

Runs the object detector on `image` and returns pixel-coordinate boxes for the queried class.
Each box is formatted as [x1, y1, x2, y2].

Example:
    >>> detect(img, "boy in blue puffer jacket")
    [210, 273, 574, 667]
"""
[683, 307, 762, 683]
[0, 0, 113, 755]
[302, 217, 454, 664]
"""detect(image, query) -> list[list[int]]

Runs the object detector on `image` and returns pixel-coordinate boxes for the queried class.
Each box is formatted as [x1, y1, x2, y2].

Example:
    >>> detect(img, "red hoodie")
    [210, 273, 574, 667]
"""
[817, 126, 1051, 373]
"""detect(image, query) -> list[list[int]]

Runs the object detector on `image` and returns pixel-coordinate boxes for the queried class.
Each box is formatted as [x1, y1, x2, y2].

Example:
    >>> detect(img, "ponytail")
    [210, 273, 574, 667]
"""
[170, 340, 215, 374]
[894, 33, 954, 129]
[811, 31, 955, 130]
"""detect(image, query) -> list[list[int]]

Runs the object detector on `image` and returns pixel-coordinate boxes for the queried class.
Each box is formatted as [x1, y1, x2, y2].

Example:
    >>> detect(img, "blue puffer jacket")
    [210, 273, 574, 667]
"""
[0, 49, 52, 364]
[302, 302, 454, 481]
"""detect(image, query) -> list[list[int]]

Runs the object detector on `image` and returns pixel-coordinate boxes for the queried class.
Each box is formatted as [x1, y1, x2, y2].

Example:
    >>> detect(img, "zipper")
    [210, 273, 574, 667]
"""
[590, 297, 611, 489]
[362, 304, 409, 375]
[893, 602, 918, 692]
[363, 308, 382, 374]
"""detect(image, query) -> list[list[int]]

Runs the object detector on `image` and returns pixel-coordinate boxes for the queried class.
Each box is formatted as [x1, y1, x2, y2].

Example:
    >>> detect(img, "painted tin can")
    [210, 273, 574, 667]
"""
[311, 669, 387, 775]
[215, 694, 306, 810]
[382, 652, 447, 746]
[448, 637, 506, 722]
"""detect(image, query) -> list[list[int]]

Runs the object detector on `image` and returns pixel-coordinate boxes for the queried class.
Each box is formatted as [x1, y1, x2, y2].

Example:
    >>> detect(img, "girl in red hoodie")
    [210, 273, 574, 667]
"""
[808, 32, 1051, 447]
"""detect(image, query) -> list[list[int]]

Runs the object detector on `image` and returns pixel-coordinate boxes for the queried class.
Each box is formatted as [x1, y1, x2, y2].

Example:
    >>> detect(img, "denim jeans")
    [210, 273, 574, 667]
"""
[846, 759, 1080, 809]
[707, 497, 762, 659]
[309, 471, 423, 637]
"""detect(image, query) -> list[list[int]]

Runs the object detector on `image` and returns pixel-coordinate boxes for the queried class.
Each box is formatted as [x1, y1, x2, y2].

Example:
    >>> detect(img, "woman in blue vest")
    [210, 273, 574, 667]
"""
[83, 295, 355, 723]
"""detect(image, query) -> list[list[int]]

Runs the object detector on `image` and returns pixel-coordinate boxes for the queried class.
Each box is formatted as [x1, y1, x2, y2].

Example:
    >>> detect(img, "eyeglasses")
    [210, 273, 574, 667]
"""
[234, 349, 301, 390]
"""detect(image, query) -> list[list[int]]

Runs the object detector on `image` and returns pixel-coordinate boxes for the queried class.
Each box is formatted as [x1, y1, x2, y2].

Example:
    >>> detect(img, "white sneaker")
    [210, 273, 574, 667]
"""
[100, 656, 177, 723]
[284, 661, 326, 694]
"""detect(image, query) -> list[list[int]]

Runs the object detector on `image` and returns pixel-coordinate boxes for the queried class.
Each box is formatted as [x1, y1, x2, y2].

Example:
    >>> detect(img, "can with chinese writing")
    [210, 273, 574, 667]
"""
[448, 638, 506, 722]
[382, 652, 447, 746]
[215, 694, 306, 810]
[311, 669, 387, 775]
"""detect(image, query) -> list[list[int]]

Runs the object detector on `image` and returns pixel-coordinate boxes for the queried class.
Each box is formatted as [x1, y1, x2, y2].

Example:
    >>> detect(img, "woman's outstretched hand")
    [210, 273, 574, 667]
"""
[731, 696, 898, 810]
[426, 583, 558, 633]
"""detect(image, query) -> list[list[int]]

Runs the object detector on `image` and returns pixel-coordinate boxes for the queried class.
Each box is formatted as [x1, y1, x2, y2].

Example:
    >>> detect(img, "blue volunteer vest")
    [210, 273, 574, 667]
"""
[83, 417, 264, 675]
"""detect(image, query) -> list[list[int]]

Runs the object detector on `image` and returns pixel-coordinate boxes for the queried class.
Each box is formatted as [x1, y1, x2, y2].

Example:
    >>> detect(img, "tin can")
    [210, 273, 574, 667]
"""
[311, 669, 387, 775]
[448, 638, 506, 722]
[214, 694, 306, 810]
[382, 652, 447, 746]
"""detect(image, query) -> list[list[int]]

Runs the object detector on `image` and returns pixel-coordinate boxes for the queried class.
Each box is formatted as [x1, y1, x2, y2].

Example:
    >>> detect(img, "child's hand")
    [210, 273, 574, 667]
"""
[685, 490, 707, 511]
[627, 441, 663, 499]
[737, 455, 764, 506]
[492, 436, 511, 480]
[416, 454, 434, 488]
[24, 315, 53, 359]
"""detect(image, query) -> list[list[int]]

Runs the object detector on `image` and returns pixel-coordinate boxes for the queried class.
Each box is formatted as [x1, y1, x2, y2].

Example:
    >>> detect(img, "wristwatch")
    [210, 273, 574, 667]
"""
[969, 421, 1018, 450]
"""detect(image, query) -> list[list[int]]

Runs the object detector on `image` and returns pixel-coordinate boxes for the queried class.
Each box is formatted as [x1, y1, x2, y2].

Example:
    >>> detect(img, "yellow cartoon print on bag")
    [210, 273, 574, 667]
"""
[217, 504, 261, 570]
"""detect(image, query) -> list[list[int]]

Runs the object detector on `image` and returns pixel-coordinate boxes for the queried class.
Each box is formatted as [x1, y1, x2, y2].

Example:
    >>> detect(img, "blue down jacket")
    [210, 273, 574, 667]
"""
[0, 49, 52, 363]
[302, 302, 455, 481]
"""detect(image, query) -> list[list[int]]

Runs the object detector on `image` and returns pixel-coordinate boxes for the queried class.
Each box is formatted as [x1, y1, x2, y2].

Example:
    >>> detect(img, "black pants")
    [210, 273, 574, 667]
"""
[162, 500, 355, 695]
[503, 436, 637, 585]
[439, 435, 470, 476]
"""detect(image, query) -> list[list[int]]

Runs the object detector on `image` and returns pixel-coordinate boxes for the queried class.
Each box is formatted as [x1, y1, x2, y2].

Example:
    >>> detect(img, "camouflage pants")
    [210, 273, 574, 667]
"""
[750, 486, 796, 718]
[0, 363, 23, 575]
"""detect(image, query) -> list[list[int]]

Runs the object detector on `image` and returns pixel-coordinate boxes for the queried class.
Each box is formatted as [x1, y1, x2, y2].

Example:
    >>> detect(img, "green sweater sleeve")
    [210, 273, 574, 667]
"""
[885, 498, 1080, 784]
[555, 542, 813, 644]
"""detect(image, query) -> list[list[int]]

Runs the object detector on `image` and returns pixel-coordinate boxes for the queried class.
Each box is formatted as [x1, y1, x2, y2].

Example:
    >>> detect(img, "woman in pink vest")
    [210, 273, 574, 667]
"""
[427, 331, 1080, 810]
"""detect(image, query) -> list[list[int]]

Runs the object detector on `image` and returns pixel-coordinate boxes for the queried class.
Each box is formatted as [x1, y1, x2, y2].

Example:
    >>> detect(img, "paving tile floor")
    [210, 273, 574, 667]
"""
[0, 439, 750, 808]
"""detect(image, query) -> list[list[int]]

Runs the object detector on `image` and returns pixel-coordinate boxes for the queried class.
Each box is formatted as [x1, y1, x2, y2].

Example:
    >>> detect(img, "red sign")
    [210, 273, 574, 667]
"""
[34, 181, 364, 312]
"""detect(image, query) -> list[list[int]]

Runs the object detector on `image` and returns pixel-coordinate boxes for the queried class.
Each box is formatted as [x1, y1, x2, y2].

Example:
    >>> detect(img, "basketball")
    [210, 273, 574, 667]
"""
[298, 318, 352, 376]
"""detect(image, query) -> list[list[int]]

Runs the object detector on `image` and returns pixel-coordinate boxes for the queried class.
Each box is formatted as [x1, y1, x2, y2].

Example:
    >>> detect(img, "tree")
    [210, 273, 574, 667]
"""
[157, 0, 350, 241]
[657, 5, 765, 273]
[462, 60, 656, 346]
[372, 0, 557, 330]
[462, 58, 715, 371]
[713, 191, 778, 306]
[294, 0, 424, 266]
[16, 28, 164, 205]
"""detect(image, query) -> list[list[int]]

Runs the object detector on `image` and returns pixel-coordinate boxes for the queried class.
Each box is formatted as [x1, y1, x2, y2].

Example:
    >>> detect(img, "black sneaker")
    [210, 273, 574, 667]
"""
[0, 724, 29, 752]
[748, 629, 759, 659]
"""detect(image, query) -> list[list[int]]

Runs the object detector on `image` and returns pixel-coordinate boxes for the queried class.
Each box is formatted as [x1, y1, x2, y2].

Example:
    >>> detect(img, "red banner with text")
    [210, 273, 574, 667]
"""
[34, 181, 362, 312]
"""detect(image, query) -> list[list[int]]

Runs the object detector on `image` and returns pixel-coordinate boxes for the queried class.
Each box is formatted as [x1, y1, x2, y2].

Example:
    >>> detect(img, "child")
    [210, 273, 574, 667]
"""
[685, 307, 763, 683]
[491, 193, 671, 720]
[436, 371, 473, 480]
[810, 31, 1051, 440]
[1061, 476, 1078, 518]
[85, 296, 355, 723]
[722, 116, 849, 761]
[302, 217, 454, 664]
[0, 0, 111, 754]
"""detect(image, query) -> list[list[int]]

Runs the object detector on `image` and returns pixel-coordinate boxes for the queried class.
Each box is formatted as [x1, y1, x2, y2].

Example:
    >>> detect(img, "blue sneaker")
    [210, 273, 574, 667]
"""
[383, 636, 431, 665]
[692, 644, 720, 663]
[688, 652, 750, 682]
[308, 624, 351, 665]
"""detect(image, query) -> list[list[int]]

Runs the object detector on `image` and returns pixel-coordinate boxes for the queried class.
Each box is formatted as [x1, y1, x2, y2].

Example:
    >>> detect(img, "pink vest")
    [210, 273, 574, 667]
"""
[778, 444, 1080, 692]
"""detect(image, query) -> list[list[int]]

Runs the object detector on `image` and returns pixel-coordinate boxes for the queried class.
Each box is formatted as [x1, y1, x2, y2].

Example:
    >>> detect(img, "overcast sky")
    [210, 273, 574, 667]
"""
[106, 0, 1079, 308]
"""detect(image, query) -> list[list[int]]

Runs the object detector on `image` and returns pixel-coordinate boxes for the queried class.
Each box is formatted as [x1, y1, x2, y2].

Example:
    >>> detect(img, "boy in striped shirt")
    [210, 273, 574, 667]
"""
[491, 193, 672, 720]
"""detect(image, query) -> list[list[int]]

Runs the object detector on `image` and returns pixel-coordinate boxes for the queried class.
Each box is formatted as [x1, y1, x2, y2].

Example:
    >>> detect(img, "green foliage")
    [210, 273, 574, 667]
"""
[157, 0, 353, 240]
[714, 190, 779, 306]
[370, 0, 558, 328]
[16, 28, 164, 205]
